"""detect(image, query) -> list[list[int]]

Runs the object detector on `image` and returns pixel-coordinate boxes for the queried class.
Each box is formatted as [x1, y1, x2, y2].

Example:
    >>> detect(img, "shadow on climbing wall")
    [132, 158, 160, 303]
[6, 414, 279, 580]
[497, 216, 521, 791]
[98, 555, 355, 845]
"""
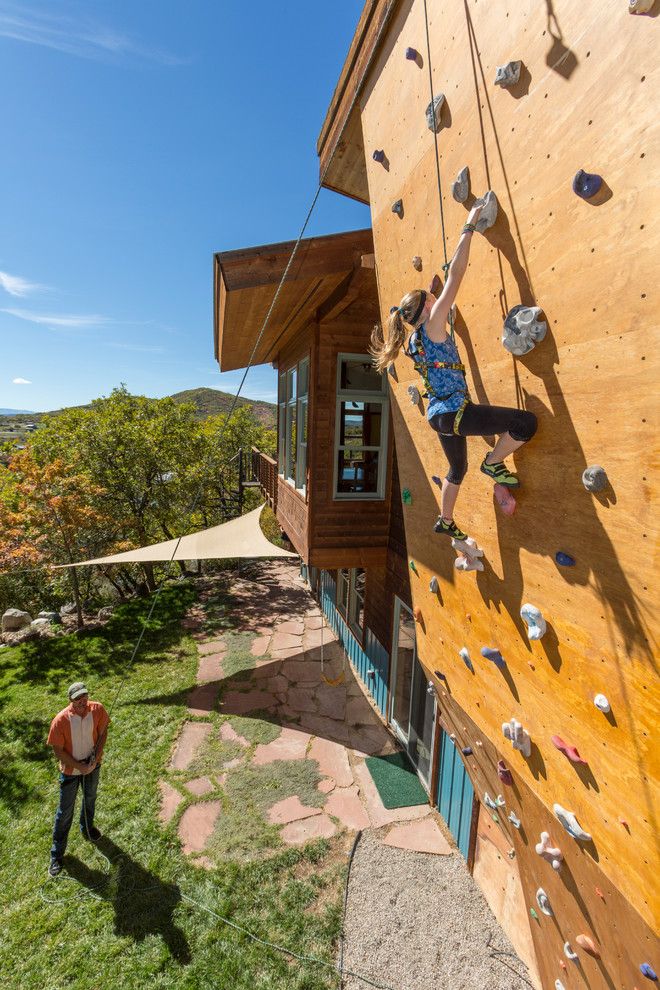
[543, 0, 579, 79]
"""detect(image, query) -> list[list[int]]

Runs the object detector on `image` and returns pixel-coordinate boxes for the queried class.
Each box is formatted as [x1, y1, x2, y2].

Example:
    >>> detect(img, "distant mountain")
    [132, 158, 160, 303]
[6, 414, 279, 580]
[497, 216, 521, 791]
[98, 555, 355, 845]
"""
[0, 408, 35, 415]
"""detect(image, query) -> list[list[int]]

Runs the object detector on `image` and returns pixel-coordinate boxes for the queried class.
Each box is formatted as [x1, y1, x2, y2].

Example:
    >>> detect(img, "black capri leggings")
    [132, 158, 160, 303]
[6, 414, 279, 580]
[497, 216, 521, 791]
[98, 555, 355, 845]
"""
[429, 402, 537, 485]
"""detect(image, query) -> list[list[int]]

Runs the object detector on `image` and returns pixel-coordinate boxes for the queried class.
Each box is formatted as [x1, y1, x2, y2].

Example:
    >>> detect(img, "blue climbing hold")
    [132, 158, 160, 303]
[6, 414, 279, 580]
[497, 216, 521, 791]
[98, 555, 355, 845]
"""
[555, 551, 575, 567]
[481, 647, 506, 669]
[572, 169, 603, 199]
[640, 963, 658, 981]
[405, 47, 418, 60]
[372, 149, 385, 163]
[462, 747, 473, 756]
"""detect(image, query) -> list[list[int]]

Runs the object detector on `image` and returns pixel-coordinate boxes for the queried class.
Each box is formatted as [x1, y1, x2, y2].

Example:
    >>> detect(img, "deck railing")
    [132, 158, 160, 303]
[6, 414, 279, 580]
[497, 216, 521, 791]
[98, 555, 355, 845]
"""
[250, 447, 278, 513]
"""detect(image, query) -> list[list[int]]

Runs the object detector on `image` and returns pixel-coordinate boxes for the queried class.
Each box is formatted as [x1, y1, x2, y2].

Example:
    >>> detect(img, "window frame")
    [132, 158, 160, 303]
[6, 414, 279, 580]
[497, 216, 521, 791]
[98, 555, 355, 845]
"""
[335, 567, 366, 644]
[277, 355, 309, 491]
[333, 352, 389, 500]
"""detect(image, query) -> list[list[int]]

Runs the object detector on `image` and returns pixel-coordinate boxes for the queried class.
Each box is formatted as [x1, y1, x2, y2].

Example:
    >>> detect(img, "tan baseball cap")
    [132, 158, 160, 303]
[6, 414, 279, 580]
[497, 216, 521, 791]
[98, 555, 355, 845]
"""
[68, 682, 88, 700]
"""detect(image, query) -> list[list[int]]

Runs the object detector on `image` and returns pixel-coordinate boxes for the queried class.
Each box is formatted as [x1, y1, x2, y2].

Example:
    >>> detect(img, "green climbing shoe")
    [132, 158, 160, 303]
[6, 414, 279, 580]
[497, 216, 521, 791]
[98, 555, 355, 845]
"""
[480, 457, 520, 488]
[434, 517, 468, 541]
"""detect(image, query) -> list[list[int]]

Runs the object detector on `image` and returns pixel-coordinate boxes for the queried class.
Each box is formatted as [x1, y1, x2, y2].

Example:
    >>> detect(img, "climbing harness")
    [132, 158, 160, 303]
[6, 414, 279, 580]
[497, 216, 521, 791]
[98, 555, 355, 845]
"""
[404, 328, 470, 434]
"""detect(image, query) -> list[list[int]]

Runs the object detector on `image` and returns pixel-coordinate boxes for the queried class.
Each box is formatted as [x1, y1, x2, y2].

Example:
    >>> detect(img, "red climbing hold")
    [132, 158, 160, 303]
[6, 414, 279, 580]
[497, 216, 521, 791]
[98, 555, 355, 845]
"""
[595, 887, 605, 899]
[551, 735, 588, 765]
[494, 482, 516, 516]
[497, 760, 513, 785]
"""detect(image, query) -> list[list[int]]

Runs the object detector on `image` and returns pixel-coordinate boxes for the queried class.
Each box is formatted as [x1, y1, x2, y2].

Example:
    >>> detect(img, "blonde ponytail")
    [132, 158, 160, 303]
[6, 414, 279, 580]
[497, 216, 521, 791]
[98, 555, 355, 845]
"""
[370, 289, 426, 373]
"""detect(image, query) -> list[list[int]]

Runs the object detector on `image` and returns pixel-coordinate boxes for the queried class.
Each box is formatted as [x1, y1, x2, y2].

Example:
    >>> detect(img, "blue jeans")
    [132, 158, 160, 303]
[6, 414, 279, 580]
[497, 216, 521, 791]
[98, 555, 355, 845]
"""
[50, 766, 101, 860]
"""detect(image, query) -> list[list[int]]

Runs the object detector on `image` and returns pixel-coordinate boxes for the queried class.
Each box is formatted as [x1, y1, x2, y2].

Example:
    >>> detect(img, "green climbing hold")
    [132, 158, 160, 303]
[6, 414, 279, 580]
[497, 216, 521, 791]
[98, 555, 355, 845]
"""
[492, 813, 500, 823]
[530, 908, 539, 920]
[402, 488, 412, 505]
[409, 560, 417, 572]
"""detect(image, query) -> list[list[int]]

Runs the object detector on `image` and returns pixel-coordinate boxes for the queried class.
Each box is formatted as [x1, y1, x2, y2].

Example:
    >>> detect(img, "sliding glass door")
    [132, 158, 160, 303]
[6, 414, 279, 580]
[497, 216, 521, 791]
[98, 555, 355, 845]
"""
[389, 597, 436, 789]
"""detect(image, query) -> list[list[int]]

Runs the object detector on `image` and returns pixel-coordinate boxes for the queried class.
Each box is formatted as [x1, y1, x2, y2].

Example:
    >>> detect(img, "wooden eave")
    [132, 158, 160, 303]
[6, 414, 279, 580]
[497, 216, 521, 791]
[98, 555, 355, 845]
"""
[316, 0, 403, 203]
[213, 228, 374, 371]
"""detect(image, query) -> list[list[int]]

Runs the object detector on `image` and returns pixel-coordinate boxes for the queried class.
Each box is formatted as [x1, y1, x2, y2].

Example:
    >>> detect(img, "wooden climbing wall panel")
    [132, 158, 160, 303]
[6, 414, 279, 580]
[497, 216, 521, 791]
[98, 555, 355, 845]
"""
[349, 0, 659, 982]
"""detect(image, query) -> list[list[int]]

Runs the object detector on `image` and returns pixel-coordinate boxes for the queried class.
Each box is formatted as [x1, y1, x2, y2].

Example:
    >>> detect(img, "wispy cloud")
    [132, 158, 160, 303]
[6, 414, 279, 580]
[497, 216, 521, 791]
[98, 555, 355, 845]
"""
[0, 3, 185, 65]
[2, 307, 110, 329]
[12, 377, 32, 384]
[0, 269, 44, 297]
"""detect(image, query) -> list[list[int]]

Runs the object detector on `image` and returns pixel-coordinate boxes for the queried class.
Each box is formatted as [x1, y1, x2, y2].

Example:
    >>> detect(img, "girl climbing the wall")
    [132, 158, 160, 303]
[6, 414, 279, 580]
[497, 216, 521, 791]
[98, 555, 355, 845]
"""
[370, 199, 537, 542]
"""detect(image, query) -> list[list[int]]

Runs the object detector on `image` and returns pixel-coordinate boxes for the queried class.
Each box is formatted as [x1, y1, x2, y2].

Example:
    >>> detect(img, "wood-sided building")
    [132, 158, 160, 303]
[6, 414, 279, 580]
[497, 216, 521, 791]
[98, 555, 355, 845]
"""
[315, 2, 659, 989]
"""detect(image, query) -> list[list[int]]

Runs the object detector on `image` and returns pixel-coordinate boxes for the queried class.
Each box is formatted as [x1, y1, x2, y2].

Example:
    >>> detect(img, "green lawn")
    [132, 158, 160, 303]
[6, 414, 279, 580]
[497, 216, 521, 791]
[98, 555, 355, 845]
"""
[0, 582, 344, 990]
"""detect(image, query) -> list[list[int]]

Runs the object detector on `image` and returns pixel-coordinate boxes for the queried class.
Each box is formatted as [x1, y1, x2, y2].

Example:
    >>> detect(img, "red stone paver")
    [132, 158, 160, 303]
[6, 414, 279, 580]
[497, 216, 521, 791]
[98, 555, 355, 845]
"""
[325, 785, 371, 830]
[316, 683, 347, 720]
[178, 800, 222, 854]
[349, 725, 393, 757]
[252, 660, 282, 679]
[271, 646, 303, 660]
[252, 725, 311, 765]
[187, 683, 219, 717]
[220, 689, 277, 715]
[265, 674, 289, 695]
[318, 777, 336, 794]
[275, 619, 305, 635]
[352, 760, 431, 828]
[383, 818, 453, 855]
[308, 736, 353, 787]
[197, 654, 224, 682]
[185, 776, 214, 796]
[170, 722, 213, 770]
[158, 781, 184, 823]
[304, 615, 324, 630]
[345, 694, 377, 725]
[266, 795, 323, 825]
[280, 813, 337, 845]
[198, 639, 227, 655]
[286, 686, 317, 713]
[220, 722, 250, 746]
[250, 636, 271, 657]
[300, 713, 352, 745]
[271, 631, 303, 651]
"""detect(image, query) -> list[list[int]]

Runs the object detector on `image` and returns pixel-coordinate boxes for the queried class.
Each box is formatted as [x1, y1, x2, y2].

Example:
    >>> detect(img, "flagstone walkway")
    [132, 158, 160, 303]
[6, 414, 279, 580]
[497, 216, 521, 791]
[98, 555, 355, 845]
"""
[159, 560, 454, 866]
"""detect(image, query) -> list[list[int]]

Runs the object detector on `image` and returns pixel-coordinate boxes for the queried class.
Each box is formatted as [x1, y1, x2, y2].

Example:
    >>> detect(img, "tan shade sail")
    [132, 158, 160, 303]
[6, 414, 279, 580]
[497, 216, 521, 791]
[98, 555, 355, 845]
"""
[59, 505, 298, 568]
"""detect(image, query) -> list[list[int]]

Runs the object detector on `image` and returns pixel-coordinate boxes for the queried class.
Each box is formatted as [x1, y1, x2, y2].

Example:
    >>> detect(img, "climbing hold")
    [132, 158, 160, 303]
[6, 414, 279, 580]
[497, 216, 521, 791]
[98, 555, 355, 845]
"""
[425, 93, 445, 132]
[412, 255, 423, 271]
[630, 0, 656, 9]
[459, 647, 474, 672]
[392, 199, 404, 216]
[435, 670, 447, 681]
[536, 888, 553, 915]
[387, 364, 397, 379]
[431, 475, 442, 486]
[507, 848, 516, 859]
[492, 813, 500, 823]
[640, 963, 658, 980]
[555, 982, 566, 990]
[494, 60, 522, 87]
[372, 149, 385, 163]
[551, 735, 588, 765]
[475, 740, 483, 747]
[497, 760, 513, 785]
[582, 464, 608, 492]
[502, 719, 531, 758]
[555, 551, 575, 567]
[494, 483, 516, 515]
[429, 576, 439, 594]
[452, 165, 470, 203]
[474, 190, 498, 232]
[594, 694, 611, 714]
[402, 488, 413, 505]
[559, 961, 567, 970]
[407, 383, 420, 404]
[553, 803, 592, 842]
[508, 811, 521, 829]
[595, 887, 605, 899]
[576, 935, 600, 958]
[405, 46, 418, 60]
[452, 537, 485, 573]
[455, 555, 484, 573]
[530, 907, 539, 919]
[481, 646, 506, 669]
[503, 304, 547, 356]
[462, 746, 473, 756]
[521, 603, 547, 640]
[413, 606, 423, 623]
[563, 942, 579, 961]
[409, 560, 417, 573]
[484, 792, 498, 810]
[536, 832, 563, 870]
[572, 169, 603, 200]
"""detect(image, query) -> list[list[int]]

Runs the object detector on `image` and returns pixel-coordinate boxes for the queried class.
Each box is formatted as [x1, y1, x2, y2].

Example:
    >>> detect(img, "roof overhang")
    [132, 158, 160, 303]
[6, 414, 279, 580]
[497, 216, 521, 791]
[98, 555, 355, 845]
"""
[213, 228, 374, 371]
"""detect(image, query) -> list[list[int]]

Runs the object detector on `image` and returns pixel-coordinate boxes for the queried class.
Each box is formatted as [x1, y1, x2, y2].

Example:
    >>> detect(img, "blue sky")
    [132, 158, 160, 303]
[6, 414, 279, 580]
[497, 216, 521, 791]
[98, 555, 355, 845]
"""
[0, 1, 369, 412]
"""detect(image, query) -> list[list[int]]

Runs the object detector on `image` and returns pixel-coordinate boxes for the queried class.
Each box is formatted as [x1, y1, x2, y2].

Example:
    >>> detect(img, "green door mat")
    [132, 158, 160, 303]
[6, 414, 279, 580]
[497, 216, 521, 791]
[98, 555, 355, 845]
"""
[364, 752, 428, 809]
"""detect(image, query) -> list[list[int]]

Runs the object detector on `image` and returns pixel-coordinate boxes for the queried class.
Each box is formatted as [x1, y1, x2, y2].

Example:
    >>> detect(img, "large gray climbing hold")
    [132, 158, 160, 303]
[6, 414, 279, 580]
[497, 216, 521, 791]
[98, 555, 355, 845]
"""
[629, 0, 655, 12]
[494, 60, 522, 87]
[474, 190, 498, 232]
[502, 304, 547, 356]
[425, 93, 445, 132]
[582, 465, 608, 493]
[554, 803, 592, 842]
[521, 603, 547, 640]
[407, 384, 420, 404]
[536, 888, 553, 915]
[452, 166, 470, 203]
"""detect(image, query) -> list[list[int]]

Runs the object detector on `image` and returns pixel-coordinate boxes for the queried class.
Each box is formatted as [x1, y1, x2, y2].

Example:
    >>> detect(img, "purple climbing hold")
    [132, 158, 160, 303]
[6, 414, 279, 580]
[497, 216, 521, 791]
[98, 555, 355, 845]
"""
[431, 475, 442, 486]
[481, 647, 506, 669]
[392, 199, 404, 216]
[573, 169, 603, 200]
[640, 963, 658, 981]
[497, 760, 513, 785]
[405, 47, 418, 60]
[556, 551, 575, 567]
[372, 149, 385, 163]
[462, 747, 473, 756]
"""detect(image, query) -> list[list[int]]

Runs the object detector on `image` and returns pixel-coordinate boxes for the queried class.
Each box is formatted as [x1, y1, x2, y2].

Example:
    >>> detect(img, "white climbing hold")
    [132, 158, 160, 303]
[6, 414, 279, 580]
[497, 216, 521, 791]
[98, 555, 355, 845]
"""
[452, 537, 484, 558]
[407, 384, 420, 404]
[502, 305, 547, 356]
[474, 190, 498, 232]
[502, 718, 531, 758]
[536, 831, 563, 870]
[508, 811, 521, 829]
[459, 647, 473, 671]
[582, 465, 608, 493]
[536, 888, 553, 915]
[429, 576, 439, 594]
[452, 165, 470, 202]
[494, 60, 522, 87]
[629, 0, 655, 12]
[484, 792, 498, 810]
[521, 603, 547, 640]
[425, 93, 445, 132]
[553, 804, 592, 842]
[555, 981, 566, 990]
[563, 941, 579, 961]
[594, 693, 611, 714]
[455, 555, 484, 572]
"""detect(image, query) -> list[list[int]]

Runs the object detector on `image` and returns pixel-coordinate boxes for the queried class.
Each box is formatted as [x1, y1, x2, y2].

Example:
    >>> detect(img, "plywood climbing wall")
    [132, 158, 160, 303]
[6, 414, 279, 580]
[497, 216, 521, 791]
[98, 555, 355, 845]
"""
[353, 0, 659, 985]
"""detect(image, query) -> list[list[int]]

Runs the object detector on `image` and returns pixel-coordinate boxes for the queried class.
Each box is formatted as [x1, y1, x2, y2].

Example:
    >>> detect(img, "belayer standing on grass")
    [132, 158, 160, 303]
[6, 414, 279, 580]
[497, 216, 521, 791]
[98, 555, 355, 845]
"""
[47, 682, 110, 878]
[370, 199, 537, 542]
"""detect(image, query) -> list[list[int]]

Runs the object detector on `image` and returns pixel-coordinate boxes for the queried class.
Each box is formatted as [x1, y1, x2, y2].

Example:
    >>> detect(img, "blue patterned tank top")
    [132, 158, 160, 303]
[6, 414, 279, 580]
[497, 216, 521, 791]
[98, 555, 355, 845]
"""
[405, 325, 468, 419]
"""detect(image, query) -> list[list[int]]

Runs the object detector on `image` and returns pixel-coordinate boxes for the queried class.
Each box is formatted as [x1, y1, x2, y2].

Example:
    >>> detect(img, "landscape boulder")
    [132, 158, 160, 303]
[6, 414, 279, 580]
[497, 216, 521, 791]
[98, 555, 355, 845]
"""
[2, 608, 33, 633]
[97, 606, 114, 621]
[2, 627, 38, 646]
[38, 611, 62, 624]
[31, 618, 52, 632]
[60, 603, 78, 616]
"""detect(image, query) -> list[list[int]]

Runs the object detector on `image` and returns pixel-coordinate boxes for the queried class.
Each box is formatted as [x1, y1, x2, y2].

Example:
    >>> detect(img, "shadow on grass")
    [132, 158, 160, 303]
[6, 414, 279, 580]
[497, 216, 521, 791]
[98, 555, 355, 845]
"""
[0, 715, 51, 809]
[66, 836, 191, 964]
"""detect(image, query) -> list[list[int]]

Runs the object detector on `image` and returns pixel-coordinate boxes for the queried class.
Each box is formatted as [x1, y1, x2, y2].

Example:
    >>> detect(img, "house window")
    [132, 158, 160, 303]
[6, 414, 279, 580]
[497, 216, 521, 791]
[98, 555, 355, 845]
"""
[336, 567, 366, 640]
[334, 354, 388, 499]
[278, 357, 309, 489]
[336, 568, 350, 617]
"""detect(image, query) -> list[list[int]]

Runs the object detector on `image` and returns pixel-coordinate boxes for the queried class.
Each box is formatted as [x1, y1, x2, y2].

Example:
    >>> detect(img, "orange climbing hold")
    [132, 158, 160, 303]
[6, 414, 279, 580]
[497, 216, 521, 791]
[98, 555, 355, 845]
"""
[576, 934, 600, 958]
